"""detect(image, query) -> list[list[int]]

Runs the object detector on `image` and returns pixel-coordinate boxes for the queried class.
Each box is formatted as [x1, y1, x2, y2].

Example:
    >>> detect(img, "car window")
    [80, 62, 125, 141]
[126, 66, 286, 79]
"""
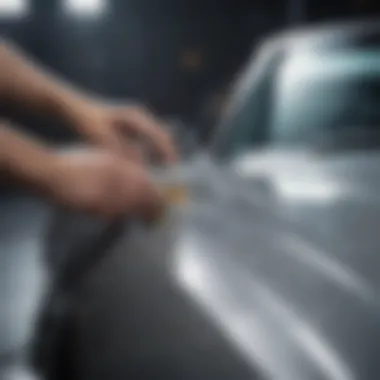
[215, 47, 380, 159]
[273, 50, 380, 143]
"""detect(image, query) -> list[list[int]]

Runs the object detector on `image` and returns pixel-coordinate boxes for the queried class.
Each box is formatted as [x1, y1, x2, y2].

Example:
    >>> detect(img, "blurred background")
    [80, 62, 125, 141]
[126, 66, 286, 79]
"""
[0, 0, 380, 144]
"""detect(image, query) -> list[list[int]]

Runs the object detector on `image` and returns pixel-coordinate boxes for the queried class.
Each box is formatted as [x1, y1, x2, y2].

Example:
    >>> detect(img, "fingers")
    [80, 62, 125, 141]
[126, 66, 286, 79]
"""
[119, 106, 179, 164]
[125, 141, 146, 164]
[91, 124, 146, 165]
[138, 183, 166, 222]
[120, 163, 165, 222]
[89, 125, 126, 155]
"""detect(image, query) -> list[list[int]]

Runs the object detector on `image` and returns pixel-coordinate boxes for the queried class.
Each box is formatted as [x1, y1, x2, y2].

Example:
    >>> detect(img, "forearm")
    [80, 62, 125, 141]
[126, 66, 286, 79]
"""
[0, 39, 90, 125]
[0, 122, 55, 192]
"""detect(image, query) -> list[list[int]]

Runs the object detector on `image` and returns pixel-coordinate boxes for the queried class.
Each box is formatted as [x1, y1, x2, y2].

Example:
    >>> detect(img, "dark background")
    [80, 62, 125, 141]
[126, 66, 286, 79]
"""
[0, 0, 379, 141]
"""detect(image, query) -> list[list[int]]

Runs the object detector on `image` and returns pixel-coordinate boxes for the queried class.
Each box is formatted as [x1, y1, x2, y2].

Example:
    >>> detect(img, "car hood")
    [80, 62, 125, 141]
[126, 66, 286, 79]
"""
[166, 148, 380, 380]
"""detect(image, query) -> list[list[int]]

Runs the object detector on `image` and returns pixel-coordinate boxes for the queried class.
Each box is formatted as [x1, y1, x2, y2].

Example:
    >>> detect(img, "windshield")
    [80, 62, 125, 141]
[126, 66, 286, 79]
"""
[215, 47, 380, 159]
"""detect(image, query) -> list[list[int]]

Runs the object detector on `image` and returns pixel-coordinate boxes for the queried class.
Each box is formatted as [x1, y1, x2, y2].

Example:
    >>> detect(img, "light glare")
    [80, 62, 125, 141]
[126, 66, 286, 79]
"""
[0, 0, 29, 18]
[64, 0, 107, 17]
[273, 177, 342, 202]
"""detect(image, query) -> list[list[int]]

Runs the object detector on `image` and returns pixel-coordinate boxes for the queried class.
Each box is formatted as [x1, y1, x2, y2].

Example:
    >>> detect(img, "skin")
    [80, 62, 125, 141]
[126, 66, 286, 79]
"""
[0, 40, 179, 220]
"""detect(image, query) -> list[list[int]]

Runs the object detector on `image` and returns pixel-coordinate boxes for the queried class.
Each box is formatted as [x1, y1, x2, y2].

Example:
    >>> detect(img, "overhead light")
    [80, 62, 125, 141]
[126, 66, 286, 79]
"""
[63, 0, 108, 18]
[0, 0, 29, 19]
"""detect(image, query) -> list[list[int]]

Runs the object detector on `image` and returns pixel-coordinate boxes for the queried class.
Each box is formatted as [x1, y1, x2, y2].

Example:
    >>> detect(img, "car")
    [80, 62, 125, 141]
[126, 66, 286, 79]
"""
[11, 19, 380, 380]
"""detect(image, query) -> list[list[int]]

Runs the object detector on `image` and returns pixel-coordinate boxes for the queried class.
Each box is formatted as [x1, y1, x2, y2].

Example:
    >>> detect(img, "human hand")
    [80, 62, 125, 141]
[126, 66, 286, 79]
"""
[71, 101, 179, 164]
[44, 149, 165, 220]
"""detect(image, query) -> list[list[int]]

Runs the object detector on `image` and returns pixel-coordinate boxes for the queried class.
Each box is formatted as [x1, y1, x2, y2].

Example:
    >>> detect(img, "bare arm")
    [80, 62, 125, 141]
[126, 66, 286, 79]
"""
[0, 39, 89, 126]
[0, 122, 55, 192]
[0, 39, 178, 163]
